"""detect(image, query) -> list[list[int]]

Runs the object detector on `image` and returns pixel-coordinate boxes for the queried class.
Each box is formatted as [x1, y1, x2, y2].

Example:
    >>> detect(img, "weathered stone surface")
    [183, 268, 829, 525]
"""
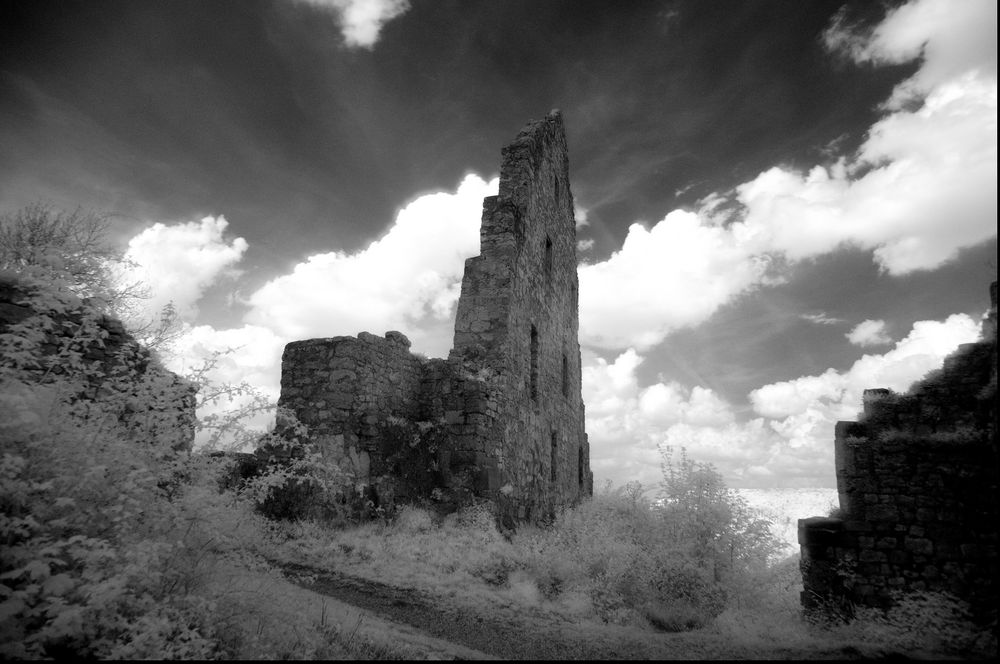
[800, 282, 998, 624]
[271, 112, 592, 523]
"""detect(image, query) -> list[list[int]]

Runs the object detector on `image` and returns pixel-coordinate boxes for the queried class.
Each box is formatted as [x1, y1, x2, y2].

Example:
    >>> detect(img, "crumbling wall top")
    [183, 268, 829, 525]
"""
[497, 110, 568, 211]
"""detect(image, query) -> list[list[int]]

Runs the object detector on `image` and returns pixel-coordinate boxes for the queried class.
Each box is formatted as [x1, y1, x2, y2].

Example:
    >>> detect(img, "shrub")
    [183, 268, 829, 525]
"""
[658, 447, 784, 586]
[393, 505, 436, 533]
[844, 591, 997, 657]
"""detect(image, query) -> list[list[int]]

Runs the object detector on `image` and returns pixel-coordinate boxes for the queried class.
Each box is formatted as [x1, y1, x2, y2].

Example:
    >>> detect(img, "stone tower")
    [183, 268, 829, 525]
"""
[451, 110, 591, 520]
[272, 111, 592, 524]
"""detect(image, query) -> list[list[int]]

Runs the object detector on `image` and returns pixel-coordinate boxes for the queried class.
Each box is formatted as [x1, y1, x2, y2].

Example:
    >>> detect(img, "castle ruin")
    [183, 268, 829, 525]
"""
[799, 282, 998, 624]
[274, 111, 593, 524]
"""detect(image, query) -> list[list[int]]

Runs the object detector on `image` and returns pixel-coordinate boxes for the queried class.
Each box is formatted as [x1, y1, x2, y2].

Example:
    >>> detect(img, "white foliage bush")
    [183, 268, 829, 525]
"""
[0, 207, 290, 658]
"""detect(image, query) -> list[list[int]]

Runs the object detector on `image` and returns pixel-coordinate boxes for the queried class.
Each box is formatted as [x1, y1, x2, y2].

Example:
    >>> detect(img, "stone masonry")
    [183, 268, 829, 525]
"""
[273, 111, 593, 525]
[799, 282, 998, 624]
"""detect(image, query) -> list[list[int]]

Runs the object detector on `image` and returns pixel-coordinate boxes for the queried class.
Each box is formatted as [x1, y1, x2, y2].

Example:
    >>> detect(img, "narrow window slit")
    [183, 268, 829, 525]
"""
[530, 325, 539, 402]
[551, 431, 558, 483]
[562, 352, 569, 397]
[544, 236, 553, 279]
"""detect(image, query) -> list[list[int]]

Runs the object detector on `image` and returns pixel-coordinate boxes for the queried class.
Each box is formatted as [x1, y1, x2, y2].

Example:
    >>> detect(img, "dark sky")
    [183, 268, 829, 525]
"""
[2, 0, 911, 266]
[1, 0, 996, 488]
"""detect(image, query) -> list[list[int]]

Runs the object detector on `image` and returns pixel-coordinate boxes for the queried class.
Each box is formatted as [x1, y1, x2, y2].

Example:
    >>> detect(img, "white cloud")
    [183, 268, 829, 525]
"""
[846, 319, 892, 347]
[586, 313, 981, 490]
[752, 314, 979, 419]
[576, 0, 995, 351]
[298, 0, 411, 48]
[578, 211, 773, 349]
[749, 313, 980, 458]
[731, 66, 997, 275]
[582, 348, 740, 490]
[167, 323, 286, 395]
[824, 0, 997, 106]
[749, 369, 846, 420]
[245, 174, 496, 359]
[733, 0, 997, 275]
[162, 323, 287, 450]
[123, 216, 248, 321]
[802, 312, 845, 326]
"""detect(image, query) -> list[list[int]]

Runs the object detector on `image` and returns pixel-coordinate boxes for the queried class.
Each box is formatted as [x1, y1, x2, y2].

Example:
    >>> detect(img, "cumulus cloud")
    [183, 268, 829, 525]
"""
[298, 0, 410, 48]
[244, 174, 495, 358]
[586, 313, 982, 490]
[123, 216, 248, 321]
[752, 314, 979, 420]
[747, 313, 980, 464]
[733, 0, 996, 275]
[731, 70, 996, 275]
[578, 211, 773, 349]
[846, 319, 892, 347]
[577, 0, 996, 351]
[582, 348, 739, 489]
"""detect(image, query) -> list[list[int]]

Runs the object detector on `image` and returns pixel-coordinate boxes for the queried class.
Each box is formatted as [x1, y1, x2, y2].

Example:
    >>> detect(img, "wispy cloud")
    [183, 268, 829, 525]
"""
[801, 312, 845, 326]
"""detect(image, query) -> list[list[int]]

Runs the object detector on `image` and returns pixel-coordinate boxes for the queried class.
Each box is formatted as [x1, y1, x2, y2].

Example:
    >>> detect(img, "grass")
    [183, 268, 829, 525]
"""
[261, 498, 996, 660]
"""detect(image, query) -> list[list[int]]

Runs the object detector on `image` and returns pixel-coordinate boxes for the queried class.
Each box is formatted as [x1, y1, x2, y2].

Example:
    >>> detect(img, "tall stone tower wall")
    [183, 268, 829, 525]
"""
[272, 112, 592, 524]
[452, 112, 590, 521]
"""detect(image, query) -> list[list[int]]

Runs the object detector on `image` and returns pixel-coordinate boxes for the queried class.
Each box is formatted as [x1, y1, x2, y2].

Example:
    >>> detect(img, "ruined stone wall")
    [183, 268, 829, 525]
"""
[799, 282, 998, 623]
[276, 331, 425, 504]
[273, 111, 592, 523]
[451, 111, 592, 523]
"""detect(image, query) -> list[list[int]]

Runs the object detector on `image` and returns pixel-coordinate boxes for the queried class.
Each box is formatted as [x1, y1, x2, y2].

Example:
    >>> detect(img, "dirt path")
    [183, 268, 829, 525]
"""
[278, 562, 867, 660]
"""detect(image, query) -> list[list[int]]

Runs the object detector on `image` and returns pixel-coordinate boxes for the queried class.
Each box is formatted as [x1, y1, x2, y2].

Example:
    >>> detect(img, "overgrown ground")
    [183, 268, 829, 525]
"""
[258, 496, 996, 660]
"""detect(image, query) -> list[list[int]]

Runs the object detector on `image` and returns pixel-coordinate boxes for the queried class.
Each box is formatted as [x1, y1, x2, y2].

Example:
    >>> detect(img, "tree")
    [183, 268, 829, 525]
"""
[658, 446, 783, 579]
[0, 203, 181, 350]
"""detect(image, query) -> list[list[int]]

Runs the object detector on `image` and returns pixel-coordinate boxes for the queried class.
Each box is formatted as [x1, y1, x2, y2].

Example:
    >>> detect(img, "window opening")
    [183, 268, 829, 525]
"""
[561, 352, 569, 398]
[544, 235, 553, 279]
[551, 431, 558, 483]
[530, 325, 539, 402]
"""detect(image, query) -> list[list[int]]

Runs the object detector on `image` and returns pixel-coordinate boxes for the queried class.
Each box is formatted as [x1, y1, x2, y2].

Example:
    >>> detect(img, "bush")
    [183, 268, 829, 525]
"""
[843, 591, 997, 657]
[394, 505, 436, 533]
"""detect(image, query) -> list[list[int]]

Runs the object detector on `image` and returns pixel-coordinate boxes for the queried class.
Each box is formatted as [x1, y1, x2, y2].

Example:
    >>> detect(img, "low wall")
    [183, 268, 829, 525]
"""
[799, 282, 998, 624]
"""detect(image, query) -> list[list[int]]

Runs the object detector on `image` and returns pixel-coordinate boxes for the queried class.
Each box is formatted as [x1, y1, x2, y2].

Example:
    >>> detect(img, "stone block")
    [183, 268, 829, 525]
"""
[798, 517, 844, 548]
[859, 549, 886, 562]
[904, 537, 934, 555]
[866, 503, 899, 521]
